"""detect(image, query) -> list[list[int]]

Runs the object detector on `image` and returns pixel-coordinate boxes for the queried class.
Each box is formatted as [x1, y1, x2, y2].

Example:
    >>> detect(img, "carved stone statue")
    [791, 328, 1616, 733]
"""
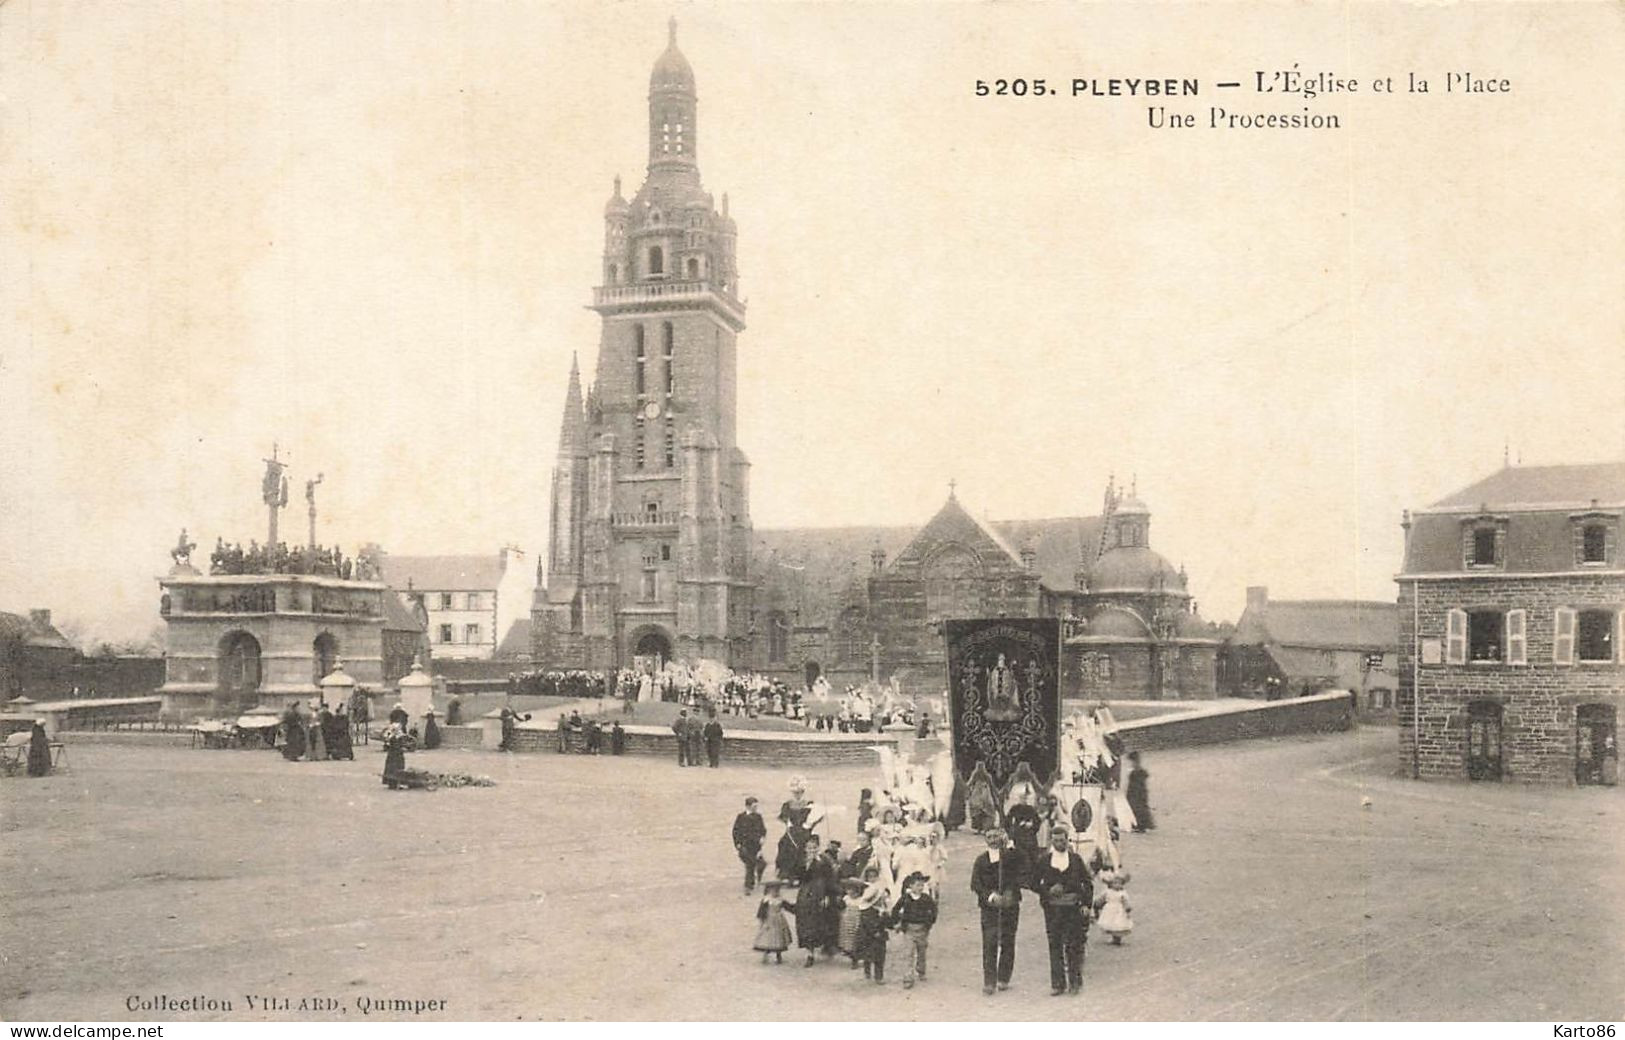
[169, 528, 198, 573]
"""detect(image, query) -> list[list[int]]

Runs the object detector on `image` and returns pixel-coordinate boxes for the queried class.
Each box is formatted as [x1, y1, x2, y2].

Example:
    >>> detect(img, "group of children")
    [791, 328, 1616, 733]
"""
[745, 781, 1136, 988]
[754, 868, 939, 987]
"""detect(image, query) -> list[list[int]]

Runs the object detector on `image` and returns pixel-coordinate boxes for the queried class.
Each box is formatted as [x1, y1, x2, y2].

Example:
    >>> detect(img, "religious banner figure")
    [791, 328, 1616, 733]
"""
[943, 617, 1061, 805]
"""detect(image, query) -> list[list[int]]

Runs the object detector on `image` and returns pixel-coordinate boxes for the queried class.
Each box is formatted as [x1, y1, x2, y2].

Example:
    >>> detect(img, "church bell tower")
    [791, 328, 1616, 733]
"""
[535, 21, 754, 671]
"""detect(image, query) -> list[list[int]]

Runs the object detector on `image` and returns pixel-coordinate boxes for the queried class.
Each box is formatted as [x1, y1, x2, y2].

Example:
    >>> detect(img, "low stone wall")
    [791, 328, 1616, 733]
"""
[12, 697, 165, 736]
[1114, 690, 1355, 752]
[510, 722, 894, 767]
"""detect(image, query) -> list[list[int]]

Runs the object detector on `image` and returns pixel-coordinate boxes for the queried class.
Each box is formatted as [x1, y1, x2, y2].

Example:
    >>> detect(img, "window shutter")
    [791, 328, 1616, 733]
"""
[1446, 608, 1468, 665]
[1553, 608, 1576, 665]
[1506, 609, 1527, 665]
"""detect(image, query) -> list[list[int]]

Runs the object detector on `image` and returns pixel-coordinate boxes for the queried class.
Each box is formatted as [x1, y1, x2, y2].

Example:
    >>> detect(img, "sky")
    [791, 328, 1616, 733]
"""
[3, 1, 1623, 647]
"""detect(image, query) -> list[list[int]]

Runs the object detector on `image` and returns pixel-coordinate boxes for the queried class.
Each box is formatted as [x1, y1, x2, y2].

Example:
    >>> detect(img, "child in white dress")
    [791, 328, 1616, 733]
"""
[1094, 870, 1133, 945]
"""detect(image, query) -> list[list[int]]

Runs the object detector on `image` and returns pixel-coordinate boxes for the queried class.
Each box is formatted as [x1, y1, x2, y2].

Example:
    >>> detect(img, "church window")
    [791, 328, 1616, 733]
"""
[607, 262, 619, 284]
[664, 418, 676, 469]
[645, 500, 659, 519]
[663, 322, 675, 396]
[649, 246, 664, 276]
[661, 543, 672, 562]
[642, 570, 658, 602]
[924, 545, 984, 621]
[767, 612, 789, 664]
[686, 257, 699, 279]
[634, 326, 646, 396]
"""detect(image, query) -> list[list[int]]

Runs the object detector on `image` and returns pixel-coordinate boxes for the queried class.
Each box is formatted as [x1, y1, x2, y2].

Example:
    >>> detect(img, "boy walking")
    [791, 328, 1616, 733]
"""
[891, 871, 939, 988]
[732, 796, 768, 893]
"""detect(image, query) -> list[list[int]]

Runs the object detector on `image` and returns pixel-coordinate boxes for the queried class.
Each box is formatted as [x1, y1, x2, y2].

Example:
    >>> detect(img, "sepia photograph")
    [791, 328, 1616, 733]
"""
[1, 1, 1621, 1026]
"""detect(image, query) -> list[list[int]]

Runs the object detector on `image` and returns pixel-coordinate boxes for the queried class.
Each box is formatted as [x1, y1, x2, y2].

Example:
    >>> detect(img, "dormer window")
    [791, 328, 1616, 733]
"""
[1583, 525, 1606, 563]
[1462, 516, 1506, 569]
[1569, 512, 1621, 567]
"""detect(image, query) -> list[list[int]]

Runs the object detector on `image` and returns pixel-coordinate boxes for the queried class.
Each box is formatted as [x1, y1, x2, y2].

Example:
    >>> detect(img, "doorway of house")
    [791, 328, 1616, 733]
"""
[1575, 704, 1618, 786]
[1466, 701, 1503, 781]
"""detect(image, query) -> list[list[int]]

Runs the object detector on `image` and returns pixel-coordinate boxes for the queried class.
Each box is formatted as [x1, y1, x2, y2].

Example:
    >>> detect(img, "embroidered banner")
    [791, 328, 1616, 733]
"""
[944, 617, 1061, 802]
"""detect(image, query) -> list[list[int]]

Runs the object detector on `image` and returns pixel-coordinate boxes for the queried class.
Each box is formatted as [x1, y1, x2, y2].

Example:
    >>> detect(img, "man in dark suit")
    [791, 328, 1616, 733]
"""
[672, 710, 691, 766]
[969, 829, 1027, 995]
[1031, 823, 1093, 995]
[703, 716, 724, 767]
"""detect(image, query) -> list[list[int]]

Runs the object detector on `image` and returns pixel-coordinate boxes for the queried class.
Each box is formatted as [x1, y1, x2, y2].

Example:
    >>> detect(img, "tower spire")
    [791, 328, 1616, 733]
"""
[669, 15, 677, 45]
[558, 353, 586, 457]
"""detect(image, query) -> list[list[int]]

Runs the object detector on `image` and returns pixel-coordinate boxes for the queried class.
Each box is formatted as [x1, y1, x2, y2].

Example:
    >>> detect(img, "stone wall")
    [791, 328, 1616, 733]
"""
[1398, 573, 1624, 783]
[508, 722, 893, 767]
[1113, 691, 1355, 752]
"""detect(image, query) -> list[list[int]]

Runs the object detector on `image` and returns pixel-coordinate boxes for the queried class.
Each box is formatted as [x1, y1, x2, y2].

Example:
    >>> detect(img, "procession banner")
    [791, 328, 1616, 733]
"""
[943, 617, 1062, 802]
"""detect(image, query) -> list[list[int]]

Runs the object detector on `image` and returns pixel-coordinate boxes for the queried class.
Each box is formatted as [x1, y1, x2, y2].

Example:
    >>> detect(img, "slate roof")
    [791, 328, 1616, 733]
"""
[0, 610, 76, 651]
[380, 591, 427, 634]
[1233, 599, 1399, 650]
[496, 618, 533, 658]
[1427, 462, 1625, 510]
[378, 554, 504, 592]
[753, 512, 1102, 622]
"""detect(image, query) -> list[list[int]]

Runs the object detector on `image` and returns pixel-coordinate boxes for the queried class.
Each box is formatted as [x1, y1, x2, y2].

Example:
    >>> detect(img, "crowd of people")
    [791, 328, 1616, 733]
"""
[730, 706, 1153, 997]
[278, 699, 357, 762]
[508, 662, 941, 734]
[207, 538, 378, 580]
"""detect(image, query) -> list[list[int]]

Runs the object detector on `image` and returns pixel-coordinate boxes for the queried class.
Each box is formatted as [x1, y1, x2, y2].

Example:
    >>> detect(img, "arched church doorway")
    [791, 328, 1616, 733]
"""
[632, 628, 672, 674]
[219, 631, 262, 707]
[313, 632, 338, 685]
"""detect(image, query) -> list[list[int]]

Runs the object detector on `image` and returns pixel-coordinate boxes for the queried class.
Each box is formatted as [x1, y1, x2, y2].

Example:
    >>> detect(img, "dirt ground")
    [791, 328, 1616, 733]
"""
[2, 727, 1620, 1022]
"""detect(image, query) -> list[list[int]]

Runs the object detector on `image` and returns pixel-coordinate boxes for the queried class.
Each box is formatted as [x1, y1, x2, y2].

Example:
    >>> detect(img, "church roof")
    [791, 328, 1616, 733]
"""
[379, 554, 505, 592]
[1083, 545, 1186, 594]
[753, 512, 1102, 622]
[650, 19, 695, 93]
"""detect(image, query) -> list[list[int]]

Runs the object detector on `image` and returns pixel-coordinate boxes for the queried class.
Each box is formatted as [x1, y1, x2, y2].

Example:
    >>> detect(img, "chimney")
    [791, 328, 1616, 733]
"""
[29, 609, 51, 630]
[1245, 587, 1268, 613]
[871, 545, 887, 573]
[1020, 543, 1037, 573]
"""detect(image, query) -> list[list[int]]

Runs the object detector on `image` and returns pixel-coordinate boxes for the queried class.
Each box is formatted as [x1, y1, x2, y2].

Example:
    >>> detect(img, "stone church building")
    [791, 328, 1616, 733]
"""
[532, 24, 1219, 700]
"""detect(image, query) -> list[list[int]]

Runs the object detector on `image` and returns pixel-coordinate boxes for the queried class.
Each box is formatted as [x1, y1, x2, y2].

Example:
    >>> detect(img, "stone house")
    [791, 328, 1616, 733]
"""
[1397, 461, 1623, 785]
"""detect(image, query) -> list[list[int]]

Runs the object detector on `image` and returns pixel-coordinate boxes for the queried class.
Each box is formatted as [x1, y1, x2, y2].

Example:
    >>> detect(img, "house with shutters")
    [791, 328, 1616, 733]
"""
[1397, 461, 1623, 785]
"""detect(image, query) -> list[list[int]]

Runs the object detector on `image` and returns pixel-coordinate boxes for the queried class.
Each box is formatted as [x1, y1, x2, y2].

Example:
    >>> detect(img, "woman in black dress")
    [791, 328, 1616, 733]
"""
[26, 721, 52, 777]
[1125, 751, 1155, 832]
[381, 722, 409, 789]
[280, 702, 307, 761]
